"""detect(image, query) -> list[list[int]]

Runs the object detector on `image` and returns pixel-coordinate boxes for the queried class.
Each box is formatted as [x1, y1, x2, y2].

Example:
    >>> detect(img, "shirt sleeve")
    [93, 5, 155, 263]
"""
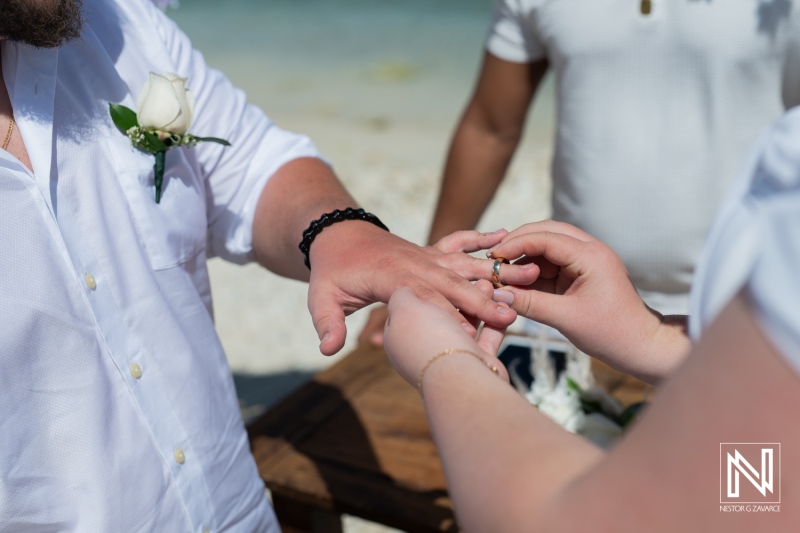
[143, 2, 324, 264]
[688, 108, 800, 376]
[485, 0, 547, 63]
[743, 111, 800, 373]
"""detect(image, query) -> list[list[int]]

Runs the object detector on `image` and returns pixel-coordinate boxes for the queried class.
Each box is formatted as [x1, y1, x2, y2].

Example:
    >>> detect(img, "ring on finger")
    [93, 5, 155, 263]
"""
[492, 257, 508, 289]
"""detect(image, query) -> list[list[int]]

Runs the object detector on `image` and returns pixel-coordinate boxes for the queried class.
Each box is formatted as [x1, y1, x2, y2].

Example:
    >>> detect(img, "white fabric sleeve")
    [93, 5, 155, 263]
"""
[689, 109, 800, 375]
[144, 2, 324, 264]
[781, 12, 800, 109]
[743, 112, 800, 373]
[485, 0, 547, 63]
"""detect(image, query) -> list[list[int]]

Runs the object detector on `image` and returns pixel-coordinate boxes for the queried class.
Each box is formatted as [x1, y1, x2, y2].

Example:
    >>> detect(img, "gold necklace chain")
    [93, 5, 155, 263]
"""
[2, 115, 14, 151]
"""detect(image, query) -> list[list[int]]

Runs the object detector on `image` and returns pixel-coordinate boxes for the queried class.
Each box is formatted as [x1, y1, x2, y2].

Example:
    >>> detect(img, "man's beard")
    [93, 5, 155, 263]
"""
[0, 0, 84, 48]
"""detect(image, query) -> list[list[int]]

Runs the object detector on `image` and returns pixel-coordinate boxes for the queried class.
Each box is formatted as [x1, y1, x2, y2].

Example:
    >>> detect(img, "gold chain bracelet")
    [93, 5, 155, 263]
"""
[417, 348, 500, 397]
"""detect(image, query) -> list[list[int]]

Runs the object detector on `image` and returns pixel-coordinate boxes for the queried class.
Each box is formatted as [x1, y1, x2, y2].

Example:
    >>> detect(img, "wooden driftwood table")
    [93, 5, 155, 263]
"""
[247, 344, 651, 533]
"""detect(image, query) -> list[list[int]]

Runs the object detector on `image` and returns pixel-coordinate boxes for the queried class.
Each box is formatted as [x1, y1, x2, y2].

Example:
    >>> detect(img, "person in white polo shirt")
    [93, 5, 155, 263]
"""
[361, 0, 800, 345]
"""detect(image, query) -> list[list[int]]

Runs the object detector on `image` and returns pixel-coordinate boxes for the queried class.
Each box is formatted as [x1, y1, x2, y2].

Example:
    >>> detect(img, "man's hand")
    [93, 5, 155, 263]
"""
[251, 157, 538, 356]
[309, 225, 540, 355]
[489, 220, 690, 383]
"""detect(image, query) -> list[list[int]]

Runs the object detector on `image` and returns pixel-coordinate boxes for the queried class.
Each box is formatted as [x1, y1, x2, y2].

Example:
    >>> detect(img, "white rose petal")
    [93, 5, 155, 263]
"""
[136, 72, 194, 135]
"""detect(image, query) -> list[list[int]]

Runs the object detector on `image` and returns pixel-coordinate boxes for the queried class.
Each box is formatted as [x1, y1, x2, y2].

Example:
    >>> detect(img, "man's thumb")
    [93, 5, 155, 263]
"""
[309, 293, 348, 356]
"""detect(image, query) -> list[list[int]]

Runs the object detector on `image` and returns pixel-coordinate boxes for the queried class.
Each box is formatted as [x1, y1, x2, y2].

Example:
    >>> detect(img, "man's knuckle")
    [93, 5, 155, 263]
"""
[415, 286, 437, 301]
[443, 273, 468, 292]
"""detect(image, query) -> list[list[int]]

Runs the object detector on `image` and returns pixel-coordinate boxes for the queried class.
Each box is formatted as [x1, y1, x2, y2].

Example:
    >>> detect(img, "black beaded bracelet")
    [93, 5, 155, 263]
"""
[299, 208, 390, 269]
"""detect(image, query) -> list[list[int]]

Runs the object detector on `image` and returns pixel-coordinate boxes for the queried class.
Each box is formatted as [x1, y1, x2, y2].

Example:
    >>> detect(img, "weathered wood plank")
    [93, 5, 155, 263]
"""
[248, 345, 652, 533]
[267, 452, 456, 533]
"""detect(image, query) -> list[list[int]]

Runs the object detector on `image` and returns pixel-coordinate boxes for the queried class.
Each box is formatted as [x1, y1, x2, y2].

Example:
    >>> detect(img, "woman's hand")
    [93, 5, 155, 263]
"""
[308, 225, 540, 355]
[489, 220, 690, 383]
[383, 282, 511, 388]
[356, 229, 534, 350]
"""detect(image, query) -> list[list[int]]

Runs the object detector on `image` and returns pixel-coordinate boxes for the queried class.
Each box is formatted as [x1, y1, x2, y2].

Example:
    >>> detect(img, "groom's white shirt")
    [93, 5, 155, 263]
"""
[0, 0, 319, 531]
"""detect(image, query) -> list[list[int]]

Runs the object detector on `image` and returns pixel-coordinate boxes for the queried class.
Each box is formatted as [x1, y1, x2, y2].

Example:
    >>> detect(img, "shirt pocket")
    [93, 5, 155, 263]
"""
[114, 147, 208, 271]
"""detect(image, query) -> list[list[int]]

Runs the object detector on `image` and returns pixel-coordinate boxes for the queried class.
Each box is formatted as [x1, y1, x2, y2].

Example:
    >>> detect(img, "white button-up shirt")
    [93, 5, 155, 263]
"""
[0, 0, 320, 530]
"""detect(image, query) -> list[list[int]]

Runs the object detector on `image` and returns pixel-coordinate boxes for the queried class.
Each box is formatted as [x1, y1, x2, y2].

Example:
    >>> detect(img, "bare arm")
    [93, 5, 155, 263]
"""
[428, 53, 548, 243]
[384, 290, 800, 532]
[252, 157, 356, 280]
[251, 157, 540, 354]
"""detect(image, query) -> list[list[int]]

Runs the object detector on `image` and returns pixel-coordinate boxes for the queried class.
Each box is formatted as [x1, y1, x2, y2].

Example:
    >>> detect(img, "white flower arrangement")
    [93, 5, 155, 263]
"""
[503, 328, 645, 449]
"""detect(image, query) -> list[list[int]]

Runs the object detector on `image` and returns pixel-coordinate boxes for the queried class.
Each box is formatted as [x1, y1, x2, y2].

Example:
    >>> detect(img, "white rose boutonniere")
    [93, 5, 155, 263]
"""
[109, 72, 230, 203]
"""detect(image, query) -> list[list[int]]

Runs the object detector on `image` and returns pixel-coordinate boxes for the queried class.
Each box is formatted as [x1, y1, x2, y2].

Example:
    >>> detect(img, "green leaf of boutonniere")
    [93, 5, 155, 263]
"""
[109, 103, 139, 132]
[142, 131, 167, 154]
[192, 136, 232, 146]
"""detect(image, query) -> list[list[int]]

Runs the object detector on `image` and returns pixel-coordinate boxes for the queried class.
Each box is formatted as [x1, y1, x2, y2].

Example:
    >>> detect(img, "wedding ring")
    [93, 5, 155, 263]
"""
[492, 258, 506, 289]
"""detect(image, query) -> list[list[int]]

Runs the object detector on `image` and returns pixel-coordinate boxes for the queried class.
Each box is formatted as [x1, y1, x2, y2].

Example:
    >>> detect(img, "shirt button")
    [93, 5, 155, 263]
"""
[84, 273, 97, 290]
[129, 363, 142, 379]
[174, 449, 185, 464]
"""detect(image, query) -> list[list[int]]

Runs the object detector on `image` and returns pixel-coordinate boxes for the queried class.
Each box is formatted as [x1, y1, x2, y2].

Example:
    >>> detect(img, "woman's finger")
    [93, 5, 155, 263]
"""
[501, 284, 575, 330]
[407, 281, 481, 337]
[498, 220, 597, 245]
[424, 271, 518, 329]
[488, 231, 587, 271]
[476, 320, 507, 359]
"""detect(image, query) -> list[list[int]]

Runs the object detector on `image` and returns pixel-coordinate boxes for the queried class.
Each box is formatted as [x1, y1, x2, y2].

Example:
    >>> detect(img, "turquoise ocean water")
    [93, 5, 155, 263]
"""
[169, 0, 554, 135]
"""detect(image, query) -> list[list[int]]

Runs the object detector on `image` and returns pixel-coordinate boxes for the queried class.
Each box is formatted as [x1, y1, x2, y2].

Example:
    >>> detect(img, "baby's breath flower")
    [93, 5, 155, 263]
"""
[126, 126, 145, 145]
[180, 134, 199, 148]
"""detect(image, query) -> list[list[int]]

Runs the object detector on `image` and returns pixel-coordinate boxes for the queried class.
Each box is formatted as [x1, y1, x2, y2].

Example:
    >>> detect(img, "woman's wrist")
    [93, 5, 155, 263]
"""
[418, 348, 505, 396]
[418, 348, 508, 398]
[610, 311, 690, 385]
[648, 314, 691, 379]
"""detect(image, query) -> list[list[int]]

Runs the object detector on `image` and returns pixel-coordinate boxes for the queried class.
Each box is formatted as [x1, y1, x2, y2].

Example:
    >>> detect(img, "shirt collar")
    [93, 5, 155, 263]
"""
[4, 42, 59, 213]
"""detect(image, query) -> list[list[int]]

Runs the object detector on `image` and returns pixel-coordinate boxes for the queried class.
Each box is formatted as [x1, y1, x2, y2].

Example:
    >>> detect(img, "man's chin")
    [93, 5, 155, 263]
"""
[0, 0, 84, 48]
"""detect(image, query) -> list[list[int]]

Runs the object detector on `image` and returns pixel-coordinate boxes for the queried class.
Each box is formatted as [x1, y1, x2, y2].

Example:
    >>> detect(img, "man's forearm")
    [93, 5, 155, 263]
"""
[252, 157, 358, 280]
